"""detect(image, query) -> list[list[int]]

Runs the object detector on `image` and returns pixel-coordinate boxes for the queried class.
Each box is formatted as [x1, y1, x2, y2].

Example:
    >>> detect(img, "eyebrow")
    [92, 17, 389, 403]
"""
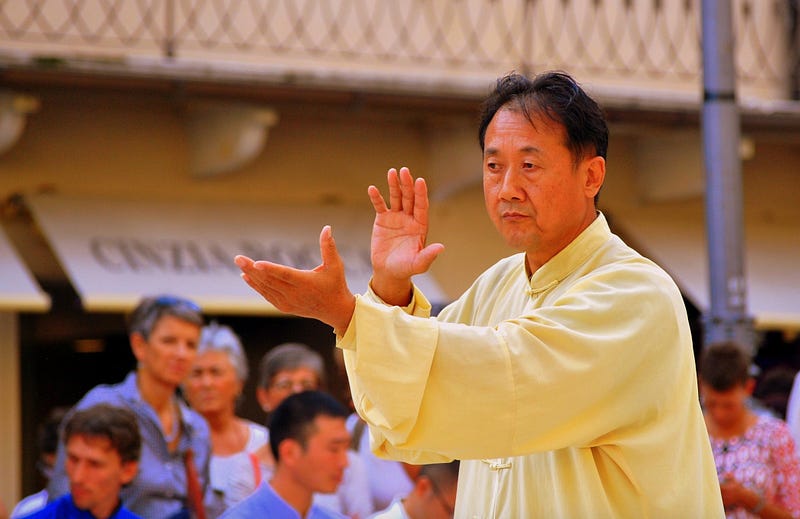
[484, 145, 541, 156]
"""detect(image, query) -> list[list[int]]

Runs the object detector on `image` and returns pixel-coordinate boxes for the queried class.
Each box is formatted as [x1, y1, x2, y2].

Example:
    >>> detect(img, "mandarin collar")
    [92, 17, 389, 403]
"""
[527, 212, 611, 294]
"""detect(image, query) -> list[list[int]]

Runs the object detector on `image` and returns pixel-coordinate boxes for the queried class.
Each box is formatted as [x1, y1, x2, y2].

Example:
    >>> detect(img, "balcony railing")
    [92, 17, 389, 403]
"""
[0, 0, 797, 103]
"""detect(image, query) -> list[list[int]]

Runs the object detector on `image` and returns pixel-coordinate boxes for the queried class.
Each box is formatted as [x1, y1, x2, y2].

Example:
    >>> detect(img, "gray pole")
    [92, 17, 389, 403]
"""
[700, 0, 755, 352]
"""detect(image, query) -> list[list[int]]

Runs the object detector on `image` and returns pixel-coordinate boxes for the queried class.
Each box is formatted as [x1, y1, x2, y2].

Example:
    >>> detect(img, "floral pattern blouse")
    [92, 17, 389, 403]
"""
[711, 414, 800, 518]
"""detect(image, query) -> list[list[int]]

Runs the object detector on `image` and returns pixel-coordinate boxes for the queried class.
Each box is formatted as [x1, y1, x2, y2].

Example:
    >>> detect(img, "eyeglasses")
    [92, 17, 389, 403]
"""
[428, 477, 455, 517]
[270, 378, 318, 392]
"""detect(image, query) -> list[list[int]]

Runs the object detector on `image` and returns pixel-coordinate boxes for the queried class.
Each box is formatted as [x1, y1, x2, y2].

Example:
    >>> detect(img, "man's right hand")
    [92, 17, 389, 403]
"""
[367, 167, 445, 306]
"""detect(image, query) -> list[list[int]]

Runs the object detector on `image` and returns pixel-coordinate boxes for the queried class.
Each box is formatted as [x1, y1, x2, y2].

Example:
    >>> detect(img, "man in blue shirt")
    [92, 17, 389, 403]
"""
[20, 404, 142, 519]
[222, 391, 350, 519]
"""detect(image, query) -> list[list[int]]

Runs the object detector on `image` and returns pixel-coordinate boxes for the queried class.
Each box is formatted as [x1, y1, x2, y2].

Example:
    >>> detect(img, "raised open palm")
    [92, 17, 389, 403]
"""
[368, 167, 444, 304]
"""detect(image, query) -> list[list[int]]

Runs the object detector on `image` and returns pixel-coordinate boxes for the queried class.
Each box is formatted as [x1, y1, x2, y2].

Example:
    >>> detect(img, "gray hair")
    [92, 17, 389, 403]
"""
[258, 342, 326, 389]
[127, 294, 204, 340]
[198, 321, 249, 383]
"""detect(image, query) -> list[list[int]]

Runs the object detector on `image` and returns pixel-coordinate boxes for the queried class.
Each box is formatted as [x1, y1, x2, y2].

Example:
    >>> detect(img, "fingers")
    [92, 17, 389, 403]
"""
[234, 255, 254, 269]
[376, 167, 418, 214]
[388, 167, 401, 211]
[399, 167, 414, 214]
[413, 176, 430, 225]
[368, 185, 388, 213]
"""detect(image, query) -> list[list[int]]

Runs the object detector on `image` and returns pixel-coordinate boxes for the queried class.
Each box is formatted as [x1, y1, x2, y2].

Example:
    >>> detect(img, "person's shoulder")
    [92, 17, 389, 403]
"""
[113, 506, 144, 519]
[220, 483, 272, 518]
[14, 494, 68, 519]
[310, 503, 349, 519]
[178, 401, 210, 437]
[755, 413, 793, 434]
[244, 420, 268, 451]
[77, 376, 131, 409]
[9, 490, 48, 518]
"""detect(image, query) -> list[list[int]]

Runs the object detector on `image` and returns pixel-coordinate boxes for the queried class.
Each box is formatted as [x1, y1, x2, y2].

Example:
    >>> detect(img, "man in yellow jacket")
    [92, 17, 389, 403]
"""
[236, 71, 724, 518]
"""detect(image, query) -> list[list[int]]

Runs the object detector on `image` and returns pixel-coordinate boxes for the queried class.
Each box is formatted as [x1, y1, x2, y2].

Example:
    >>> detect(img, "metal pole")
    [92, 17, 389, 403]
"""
[700, 0, 755, 353]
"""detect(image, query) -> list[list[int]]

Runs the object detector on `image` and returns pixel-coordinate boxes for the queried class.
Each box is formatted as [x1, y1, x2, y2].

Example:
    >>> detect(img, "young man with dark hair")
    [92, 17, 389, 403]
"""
[222, 391, 349, 519]
[20, 404, 142, 519]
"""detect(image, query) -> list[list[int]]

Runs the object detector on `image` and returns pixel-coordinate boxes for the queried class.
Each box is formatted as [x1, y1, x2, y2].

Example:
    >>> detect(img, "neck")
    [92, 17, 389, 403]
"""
[270, 469, 313, 518]
[87, 497, 119, 519]
[204, 408, 236, 432]
[525, 212, 597, 276]
[707, 410, 755, 439]
[135, 370, 176, 411]
[206, 413, 248, 456]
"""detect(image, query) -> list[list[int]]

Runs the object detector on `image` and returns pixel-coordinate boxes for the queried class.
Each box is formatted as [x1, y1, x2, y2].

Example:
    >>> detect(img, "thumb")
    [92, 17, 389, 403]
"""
[319, 225, 344, 270]
[414, 242, 445, 274]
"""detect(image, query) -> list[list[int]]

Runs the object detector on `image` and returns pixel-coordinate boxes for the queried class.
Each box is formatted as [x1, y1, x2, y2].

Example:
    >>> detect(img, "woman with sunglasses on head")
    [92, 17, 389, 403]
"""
[183, 322, 268, 511]
[47, 294, 215, 519]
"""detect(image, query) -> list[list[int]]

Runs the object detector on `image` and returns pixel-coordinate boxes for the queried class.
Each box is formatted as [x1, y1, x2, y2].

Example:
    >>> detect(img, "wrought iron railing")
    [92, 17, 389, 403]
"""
[0, 0, 797, 101]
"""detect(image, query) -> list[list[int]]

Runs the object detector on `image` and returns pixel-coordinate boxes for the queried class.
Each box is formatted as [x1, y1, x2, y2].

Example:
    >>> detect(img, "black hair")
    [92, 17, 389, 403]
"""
[268, 390, 349, 461]
[478, 71, 609, 163]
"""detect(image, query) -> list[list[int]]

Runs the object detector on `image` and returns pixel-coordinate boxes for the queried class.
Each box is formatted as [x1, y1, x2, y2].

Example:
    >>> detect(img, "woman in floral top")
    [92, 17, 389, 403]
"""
[700, 341, 800, 519]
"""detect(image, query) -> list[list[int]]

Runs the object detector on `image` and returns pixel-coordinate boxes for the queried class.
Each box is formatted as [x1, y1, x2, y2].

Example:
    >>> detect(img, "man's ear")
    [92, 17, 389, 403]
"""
[414, 475, 432, 497]
[583, 155, 606, 199]
[129, 333, 147, 362]
[120, 460, 139, 486]
[278, 439, 302, 467]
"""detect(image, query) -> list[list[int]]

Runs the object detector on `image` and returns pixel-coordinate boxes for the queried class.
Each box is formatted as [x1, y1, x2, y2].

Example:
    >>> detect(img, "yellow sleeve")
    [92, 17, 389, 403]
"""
[338, 262, 693, 463]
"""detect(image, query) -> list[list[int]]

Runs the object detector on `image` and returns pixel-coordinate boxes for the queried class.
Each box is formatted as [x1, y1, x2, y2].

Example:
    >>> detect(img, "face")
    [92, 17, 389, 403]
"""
[131, 315, 200, 387]
[482, 107, 604, 269]
[700, 381, 752, 430]
[66, 435, 138, 519]
[257, 367, 320, 412]
[287, 415, 350, 494]
[184, 350, 243, 416]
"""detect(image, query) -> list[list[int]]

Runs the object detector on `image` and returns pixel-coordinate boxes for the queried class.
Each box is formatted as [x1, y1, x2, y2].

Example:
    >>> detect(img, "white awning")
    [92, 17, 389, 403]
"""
[615, 213, 800, 331]
[26, 195, 447, 315]
[0, 225, 50, 312]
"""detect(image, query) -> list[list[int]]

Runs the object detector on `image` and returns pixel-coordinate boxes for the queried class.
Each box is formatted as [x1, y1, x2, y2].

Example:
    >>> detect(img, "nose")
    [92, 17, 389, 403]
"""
[69, 461, 87, 483]
[498, 167, 525, 201]
[177, 340, 196, 359]
[290, 383, 308, 394]
[198, 370, 214, 386]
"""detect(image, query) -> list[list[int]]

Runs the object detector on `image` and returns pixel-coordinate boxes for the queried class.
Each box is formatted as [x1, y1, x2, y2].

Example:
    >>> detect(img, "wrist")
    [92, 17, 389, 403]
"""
[370, 276, 413, 307]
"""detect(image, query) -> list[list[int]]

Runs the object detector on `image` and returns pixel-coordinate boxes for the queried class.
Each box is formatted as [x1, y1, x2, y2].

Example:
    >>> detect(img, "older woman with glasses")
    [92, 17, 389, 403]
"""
[183, 322, 268, 512]
[47, 294, 212, 519]
[256, 343, 373, 519]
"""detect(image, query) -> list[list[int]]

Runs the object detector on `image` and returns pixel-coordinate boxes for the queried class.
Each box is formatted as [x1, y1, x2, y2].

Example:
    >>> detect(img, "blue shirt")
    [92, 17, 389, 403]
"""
[47, 372, 213, 519]
[18, 493, 141, 519]
[221, 482, 345, 519]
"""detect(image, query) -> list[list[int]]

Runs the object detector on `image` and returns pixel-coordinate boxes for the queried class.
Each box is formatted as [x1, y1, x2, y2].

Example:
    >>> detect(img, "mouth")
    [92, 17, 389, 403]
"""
[501, 211, 528, 221]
